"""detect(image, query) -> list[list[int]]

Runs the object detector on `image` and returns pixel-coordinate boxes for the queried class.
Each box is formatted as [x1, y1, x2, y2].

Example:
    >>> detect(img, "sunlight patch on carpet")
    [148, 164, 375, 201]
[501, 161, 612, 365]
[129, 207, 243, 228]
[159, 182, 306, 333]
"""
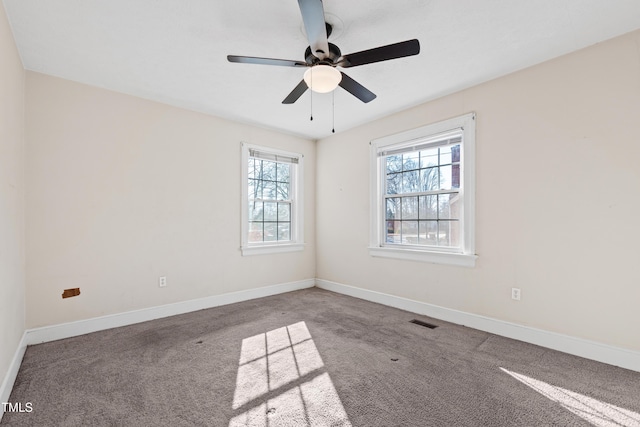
[501, 368, 640, 427]
[229, 321, 352, 426]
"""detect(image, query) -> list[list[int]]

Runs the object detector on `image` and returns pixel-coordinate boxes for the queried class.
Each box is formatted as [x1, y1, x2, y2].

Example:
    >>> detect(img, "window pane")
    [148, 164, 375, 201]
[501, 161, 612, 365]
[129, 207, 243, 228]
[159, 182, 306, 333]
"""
[386, 198, 401, 220]
[262, 161, 276, 181]
[248, 222, 263, 243]
[402, 170, 419, 193]
[438, 194, 451, 219]
[386, 155, 402, 173]
[447, 221, 461, 247]
[437, 221, 460, 247]
[248, 178, 262, 200]
[420, 168, 439, 192]
[401, 221, 418, 244]
[385, 220, 401, 243]
[420, 148, 438, 168]
[278, 223, 290, 241]
[419, 195, 437, 219]
[419, 221, 438, 245]
[263, 180, 277, 200]
[439, 165, 452, 190]
[248, 158, 256, 179]
[276, 162, 290, 183]
[249, 201, 263, 221]
[264, 222, 277, 242]
[452, 164, 460, 189]
[402, 196, 418, 220]
[402, 152, 419, 171]
[276, 182, 289, 200]
[386, 172, 401, 195]
[438, 193, 461, 220]
[254, 160, 264, 179]
[440, 146, 452, 165]
[263, 202, 277, 221]
[418, 221, 431, 245]
[451, 144, 461, 163]
[278, 203, 290, 221]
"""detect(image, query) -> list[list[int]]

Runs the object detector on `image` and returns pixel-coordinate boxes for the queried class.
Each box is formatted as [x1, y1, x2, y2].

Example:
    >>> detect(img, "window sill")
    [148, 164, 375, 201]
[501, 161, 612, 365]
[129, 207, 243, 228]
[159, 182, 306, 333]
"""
[241, 243, 305, 256]
[368, 246, 477, 267]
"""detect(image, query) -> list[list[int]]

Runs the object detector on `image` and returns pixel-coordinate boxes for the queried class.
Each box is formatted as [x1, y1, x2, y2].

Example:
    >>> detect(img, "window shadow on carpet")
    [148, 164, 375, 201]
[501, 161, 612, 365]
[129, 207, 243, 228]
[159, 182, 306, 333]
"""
[229, 321, 352, 426]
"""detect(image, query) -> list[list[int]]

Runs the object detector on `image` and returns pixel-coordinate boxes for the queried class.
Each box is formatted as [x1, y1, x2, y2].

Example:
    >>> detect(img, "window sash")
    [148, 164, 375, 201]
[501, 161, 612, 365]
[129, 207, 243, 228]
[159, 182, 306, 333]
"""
[248, 190, 295, 245]
[380, 134, 462, 251]
[383, 190, 462, 249]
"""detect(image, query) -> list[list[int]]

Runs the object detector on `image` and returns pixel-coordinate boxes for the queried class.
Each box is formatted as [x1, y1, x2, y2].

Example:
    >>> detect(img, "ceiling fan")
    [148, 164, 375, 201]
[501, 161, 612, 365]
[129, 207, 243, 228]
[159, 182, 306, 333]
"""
[227, 0, 420, 104]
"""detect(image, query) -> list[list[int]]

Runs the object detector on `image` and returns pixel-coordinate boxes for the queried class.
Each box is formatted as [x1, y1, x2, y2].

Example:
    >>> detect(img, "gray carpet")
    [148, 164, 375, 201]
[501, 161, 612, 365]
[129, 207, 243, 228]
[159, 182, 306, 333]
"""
[3, 288, 640, 426]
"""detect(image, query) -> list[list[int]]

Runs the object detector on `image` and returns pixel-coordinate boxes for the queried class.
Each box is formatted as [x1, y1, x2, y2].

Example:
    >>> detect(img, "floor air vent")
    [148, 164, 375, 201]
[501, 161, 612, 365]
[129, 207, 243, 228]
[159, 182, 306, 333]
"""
[410, 319, 438, 329]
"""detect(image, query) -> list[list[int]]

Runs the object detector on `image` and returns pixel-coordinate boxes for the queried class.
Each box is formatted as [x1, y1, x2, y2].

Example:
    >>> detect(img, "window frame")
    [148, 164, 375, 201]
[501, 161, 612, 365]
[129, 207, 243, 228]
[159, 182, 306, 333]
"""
[369, 113, 477, 267]
[241, 142, 304, 256]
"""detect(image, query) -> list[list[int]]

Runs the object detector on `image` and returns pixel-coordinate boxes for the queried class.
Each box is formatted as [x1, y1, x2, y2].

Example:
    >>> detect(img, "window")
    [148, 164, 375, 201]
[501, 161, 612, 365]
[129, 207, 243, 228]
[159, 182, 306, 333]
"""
[369, 113, 477, 267]
[241, 143, 304, 255]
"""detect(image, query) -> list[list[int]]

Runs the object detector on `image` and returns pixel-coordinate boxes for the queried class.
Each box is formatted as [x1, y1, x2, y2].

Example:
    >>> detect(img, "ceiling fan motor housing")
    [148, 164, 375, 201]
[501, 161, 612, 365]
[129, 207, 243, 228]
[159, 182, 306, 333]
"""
[305, 42, 341, 66]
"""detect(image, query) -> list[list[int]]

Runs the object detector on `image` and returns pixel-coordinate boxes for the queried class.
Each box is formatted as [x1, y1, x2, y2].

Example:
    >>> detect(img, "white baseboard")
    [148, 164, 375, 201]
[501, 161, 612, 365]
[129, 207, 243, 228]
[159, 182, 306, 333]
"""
[26, 279, 315, 345]
[0, 331, 27, 422]
[315, 279, 640, 373]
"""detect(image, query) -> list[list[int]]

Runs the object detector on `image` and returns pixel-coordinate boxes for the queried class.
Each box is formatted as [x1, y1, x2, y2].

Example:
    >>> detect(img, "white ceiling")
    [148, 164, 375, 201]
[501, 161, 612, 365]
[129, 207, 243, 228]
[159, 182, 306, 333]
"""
[4, 0, 640, 140]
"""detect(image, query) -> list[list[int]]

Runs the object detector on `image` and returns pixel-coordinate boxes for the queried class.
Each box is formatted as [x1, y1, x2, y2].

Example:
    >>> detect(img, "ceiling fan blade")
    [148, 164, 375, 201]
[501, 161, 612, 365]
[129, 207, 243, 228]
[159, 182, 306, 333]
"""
[298, 0, 329, 59]
[339, 72, 376, 103]
[227, 55, 307, 67]
[282, 80, 309, 104]
[339, 39, 420, 68]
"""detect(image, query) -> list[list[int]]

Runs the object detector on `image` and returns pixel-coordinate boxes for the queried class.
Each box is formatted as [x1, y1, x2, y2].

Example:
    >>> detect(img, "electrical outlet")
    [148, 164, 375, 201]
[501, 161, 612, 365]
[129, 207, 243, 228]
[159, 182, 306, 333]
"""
[511, 287, 521, 301]
[159, 276, 167, 288]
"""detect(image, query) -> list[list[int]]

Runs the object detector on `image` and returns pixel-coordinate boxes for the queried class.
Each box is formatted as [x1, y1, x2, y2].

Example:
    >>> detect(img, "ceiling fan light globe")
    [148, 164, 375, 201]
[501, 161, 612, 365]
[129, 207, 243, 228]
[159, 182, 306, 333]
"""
[303, 65, 342, 93]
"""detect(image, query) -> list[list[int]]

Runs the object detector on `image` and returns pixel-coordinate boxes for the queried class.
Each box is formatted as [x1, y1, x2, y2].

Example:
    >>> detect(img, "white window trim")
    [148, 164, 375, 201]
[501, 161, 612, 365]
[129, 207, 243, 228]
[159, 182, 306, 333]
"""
[241, 142, 304, 256]
[368, 113, 477, 267]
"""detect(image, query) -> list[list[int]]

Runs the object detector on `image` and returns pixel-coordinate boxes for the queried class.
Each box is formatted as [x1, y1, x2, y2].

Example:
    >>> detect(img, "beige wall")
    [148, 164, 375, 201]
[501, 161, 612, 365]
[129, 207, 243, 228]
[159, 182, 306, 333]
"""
[0, 1, 26, 392]
[11, 19, 640, 360]
[316, 30, 640, 352]
[25, 72, 315, 328]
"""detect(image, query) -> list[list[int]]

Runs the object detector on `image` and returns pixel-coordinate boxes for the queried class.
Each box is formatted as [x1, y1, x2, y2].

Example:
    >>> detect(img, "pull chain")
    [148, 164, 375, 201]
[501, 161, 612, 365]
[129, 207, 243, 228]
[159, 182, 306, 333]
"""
[331, 90, 335, 133]
[309, 68, 313, 121]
